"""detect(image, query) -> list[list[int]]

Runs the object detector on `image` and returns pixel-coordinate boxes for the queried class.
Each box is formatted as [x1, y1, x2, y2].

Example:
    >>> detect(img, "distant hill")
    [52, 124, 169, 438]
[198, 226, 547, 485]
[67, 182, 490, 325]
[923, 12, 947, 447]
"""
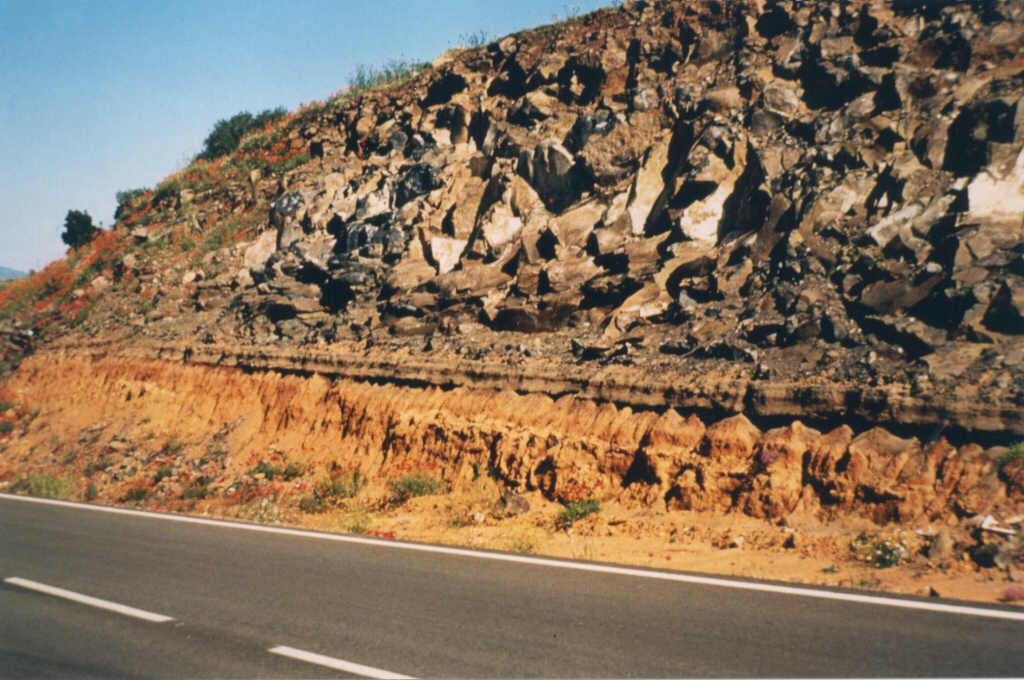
[0, 267, 25, 280]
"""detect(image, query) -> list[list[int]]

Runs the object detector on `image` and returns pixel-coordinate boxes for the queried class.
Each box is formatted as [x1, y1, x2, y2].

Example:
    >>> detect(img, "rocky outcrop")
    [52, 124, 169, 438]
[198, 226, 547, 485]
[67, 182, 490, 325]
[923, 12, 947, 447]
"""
[7, 1, 1024, 447]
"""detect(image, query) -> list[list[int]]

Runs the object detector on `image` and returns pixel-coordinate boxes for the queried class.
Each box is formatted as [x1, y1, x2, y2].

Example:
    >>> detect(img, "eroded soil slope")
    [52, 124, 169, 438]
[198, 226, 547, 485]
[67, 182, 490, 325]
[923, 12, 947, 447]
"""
[2, 351, 1022, 602]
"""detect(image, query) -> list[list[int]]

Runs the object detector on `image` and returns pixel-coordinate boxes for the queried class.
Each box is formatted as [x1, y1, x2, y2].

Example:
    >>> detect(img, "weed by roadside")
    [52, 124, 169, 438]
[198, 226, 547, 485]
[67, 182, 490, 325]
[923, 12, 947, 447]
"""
[389, 473, 444, 503]
[850, 534, 907, 568]
[298, 471, 366, 513]
[120, 482, 149, 503]
[12, 472, 72, 499]
[339, 510, 371, 535]
[556, 498, 601, 529]
[508, 531, 538, 554]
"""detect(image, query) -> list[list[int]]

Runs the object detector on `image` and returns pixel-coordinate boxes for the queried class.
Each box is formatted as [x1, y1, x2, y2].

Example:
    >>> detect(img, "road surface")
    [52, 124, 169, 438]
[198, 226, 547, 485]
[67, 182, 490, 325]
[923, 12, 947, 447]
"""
[1, 493, 1021, 678]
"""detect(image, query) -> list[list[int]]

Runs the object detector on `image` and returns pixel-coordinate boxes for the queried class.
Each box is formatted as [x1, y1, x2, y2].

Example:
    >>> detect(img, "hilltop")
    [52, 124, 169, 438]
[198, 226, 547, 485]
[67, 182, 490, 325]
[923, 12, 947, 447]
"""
[1, 0, 1023, 602]
[0, 267, 25, 281]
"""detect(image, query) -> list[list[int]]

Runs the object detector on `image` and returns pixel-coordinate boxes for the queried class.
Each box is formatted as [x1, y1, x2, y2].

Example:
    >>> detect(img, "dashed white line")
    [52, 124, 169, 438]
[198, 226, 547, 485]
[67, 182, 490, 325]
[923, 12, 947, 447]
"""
[269, 645, 414, 679]
[4, 493, 1024, 623]
[4, 576, 174, 623]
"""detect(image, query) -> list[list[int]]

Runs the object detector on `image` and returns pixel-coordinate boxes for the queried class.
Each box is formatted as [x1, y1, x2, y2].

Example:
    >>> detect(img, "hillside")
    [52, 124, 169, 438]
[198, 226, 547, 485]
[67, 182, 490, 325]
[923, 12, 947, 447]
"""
[2, 0, 1024, 602]
[0, 267, 25, 280]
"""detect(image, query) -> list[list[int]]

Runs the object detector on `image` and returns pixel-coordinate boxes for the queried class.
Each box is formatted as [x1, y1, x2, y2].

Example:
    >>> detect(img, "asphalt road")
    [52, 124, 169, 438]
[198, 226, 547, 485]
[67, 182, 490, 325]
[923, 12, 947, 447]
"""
[1, 494, 1022, 678]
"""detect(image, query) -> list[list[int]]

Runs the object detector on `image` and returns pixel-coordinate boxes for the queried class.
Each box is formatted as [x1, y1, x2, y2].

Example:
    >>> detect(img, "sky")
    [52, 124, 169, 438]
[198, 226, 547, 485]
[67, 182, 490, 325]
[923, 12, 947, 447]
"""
[0, 0, 611, 273]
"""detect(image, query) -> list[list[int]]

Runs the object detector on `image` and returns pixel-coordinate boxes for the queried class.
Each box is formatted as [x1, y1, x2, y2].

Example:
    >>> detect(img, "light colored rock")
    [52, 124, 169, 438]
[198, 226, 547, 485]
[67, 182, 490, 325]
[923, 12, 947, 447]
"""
[243, 230, 278, 272]
[428, 236, 467, 274]
[675, 138, 749, 244]
[626, 135, 671, 236]
[550, 200, 603, 251]
[967, 147, 1024, 227]
[762, 81, 801, 118]
[445, 176, 487, 239]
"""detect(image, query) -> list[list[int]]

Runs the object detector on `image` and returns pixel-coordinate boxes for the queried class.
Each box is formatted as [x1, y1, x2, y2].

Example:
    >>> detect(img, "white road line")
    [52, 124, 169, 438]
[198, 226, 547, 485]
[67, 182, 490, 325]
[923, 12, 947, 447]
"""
[269, 645, 414, 679]
[4, 576, 174, 623]
[3, 494, 1024, 623]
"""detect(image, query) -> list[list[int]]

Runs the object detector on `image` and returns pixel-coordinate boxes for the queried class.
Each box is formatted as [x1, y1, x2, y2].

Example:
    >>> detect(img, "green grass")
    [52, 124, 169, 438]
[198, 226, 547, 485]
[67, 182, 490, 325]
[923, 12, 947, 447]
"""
[388, 474, 444, 503]
[13, 473, 72, 499]
[556, 498, 601, 529]
[348, 60, 429, 96]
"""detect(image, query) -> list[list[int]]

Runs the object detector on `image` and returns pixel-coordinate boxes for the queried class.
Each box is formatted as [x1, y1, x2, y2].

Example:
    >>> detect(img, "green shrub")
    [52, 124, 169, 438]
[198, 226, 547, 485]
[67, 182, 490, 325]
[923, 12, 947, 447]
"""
[14, 473, 71, 499]
[0, 421, 13, 434]
[85, 482, 99, 501]
[1000, 441, 1024, 468]
[297, 471, 364, 513]
[153, 466, 173, 483]
[114, 188, 149, 219]
[389, 473, 443, 503]
[84, 456, 110, 477]
[163, 438, 184, 454]
[121, 486, 148, 502]
[250, 460, 294, 481]
[197, 108, 287, 161]
[182, 480, 211, 499]
[0, 401, 13, 412]
[850, 534, 908, 569]
[329, 471, 365, 499]
[152, 180, 180, 204]
[557, 498, 601, 529]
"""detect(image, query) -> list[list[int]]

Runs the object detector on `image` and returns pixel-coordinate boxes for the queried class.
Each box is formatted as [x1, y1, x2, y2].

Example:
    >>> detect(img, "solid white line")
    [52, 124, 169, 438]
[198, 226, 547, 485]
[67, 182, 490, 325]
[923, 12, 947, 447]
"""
[4, 576, 174, 623]
[3, 493, 1024, 623]
[269, 645, 414, 679]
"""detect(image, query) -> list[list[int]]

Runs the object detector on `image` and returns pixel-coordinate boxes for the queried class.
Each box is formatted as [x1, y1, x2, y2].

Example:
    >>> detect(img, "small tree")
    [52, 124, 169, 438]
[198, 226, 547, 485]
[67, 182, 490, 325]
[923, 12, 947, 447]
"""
[61, 210, 98, 249]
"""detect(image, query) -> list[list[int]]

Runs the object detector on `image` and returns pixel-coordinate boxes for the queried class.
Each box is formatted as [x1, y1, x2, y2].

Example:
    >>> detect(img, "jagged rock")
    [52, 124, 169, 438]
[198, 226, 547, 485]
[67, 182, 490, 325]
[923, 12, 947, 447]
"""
[395, 163, 440, 207]
[625, 135, 671, 236]
[427, 236, 467, 275]
[527, 139, 588, 212]
[243, 231, 277, 273]
[273, 191, 309, 250]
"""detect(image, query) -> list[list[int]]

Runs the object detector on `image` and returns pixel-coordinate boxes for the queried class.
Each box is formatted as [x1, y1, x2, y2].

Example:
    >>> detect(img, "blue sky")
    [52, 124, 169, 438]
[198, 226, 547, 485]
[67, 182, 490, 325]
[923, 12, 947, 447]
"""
[0, 0, 610, 272]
